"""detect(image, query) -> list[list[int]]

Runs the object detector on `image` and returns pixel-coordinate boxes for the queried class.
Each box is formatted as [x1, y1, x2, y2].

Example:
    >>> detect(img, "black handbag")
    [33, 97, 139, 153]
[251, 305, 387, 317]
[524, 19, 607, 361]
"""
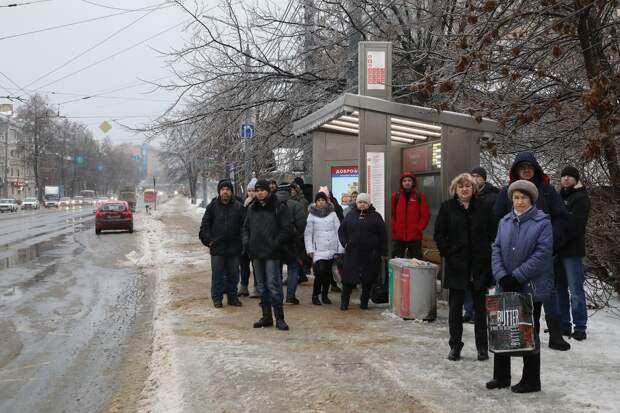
[371, 257, 389, 304]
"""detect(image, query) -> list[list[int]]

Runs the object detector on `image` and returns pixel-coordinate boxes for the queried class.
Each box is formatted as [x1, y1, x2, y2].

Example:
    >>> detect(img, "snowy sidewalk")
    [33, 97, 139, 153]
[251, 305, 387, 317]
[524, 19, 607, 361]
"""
[134, 197, 620, 413]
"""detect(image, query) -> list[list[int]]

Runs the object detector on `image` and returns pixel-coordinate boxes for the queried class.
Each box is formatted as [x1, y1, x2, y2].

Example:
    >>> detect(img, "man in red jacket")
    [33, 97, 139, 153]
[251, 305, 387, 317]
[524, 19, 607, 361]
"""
[391, 172, 431, 259]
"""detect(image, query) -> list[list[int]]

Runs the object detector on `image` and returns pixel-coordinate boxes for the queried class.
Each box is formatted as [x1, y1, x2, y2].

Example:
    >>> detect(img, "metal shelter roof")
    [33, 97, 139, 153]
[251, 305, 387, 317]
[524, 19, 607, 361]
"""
[292, 93, 498, 141]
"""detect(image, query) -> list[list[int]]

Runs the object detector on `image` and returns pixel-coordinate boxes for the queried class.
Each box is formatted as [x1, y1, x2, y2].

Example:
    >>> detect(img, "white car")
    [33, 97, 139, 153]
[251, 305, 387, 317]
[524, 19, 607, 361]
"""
[0, 198, 19, 213]
[21, 197, 40, 210]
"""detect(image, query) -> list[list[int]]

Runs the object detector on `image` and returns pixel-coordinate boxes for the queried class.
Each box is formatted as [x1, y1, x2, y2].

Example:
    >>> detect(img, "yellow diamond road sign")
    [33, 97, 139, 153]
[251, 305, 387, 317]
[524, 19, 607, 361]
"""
[99, 121, 112, 134]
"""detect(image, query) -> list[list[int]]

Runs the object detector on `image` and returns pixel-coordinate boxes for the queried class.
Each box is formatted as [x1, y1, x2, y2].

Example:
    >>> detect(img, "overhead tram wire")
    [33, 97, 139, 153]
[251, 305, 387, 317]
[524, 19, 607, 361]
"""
[78, 0, 163, 12]
[0, 2, 168, 41]
[0, 70, 31, 98]
[24, 6, 165, 89]
[0, 0, 53, 7]
[34, 21, 186, 91]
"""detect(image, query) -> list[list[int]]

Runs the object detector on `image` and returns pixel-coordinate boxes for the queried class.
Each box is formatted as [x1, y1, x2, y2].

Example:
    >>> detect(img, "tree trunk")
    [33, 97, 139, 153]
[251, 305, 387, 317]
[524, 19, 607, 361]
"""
[576, 0, 620, 201]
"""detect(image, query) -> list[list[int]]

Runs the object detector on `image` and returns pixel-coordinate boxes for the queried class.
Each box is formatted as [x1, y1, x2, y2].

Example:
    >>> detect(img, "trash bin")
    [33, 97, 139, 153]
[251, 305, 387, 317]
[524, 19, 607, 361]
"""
[389, 258, 438, 321]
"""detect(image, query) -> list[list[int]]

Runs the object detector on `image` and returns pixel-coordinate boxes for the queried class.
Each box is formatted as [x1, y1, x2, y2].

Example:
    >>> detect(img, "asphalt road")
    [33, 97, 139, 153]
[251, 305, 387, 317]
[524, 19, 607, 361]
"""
[0, 206, 153, 413]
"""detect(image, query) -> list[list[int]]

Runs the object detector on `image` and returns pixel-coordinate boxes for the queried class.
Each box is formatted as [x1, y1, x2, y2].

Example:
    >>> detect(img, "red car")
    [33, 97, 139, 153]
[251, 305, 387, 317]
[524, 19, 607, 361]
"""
[95, 200, 133, 234]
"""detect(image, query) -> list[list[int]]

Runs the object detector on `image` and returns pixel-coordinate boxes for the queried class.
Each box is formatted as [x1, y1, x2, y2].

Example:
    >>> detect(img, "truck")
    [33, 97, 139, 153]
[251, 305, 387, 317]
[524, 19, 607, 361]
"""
[118, 186, 137, 211]
[44, 186, 60, 208]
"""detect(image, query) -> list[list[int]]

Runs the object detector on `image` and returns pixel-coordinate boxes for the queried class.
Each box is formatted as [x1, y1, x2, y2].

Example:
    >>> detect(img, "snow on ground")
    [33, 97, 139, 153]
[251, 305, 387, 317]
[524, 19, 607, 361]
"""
[134, 196, 620, 413]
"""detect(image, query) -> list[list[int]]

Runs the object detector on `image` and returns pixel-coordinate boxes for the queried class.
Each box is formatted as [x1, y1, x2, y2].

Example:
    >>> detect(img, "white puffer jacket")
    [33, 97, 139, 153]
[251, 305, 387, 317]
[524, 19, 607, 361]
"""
[304, 206, 343, 262]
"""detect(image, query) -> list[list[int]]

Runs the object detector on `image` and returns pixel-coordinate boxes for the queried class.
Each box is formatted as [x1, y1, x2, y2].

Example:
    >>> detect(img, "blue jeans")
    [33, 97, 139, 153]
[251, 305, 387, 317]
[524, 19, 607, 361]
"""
[253, 259, 283, 307]
[211, 255, 240, 302]
[557, 256, 588, 332]
[283, 258, 301, 300]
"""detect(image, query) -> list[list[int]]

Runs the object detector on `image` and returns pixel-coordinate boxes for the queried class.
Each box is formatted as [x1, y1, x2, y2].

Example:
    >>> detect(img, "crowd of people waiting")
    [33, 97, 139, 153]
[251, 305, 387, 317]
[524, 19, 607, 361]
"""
[198, 151, 591, 394]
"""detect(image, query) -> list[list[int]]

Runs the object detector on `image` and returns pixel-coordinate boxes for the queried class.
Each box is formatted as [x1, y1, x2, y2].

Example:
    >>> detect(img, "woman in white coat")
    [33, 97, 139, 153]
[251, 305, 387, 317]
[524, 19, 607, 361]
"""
[305, 191, 343, 305]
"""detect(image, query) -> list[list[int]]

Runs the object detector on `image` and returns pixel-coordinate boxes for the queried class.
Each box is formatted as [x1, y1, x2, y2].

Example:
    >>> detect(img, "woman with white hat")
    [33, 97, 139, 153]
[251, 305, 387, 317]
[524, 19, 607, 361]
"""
[337, 193, 388, 310]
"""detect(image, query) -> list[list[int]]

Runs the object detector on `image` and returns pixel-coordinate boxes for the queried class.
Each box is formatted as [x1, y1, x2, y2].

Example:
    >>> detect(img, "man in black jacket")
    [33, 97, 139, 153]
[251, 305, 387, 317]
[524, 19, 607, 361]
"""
[199, 179, 245, 308]
[276, 182, 307, 304]
[471, 167, 500, 209]
[242, 179, 291, 331]
[557, 166, 591, 341]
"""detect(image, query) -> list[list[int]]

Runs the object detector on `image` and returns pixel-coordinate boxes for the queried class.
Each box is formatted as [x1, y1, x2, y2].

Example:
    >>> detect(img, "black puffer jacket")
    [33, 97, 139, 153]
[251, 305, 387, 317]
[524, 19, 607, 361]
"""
[276, 189, 308, 260]
[199, 197, 245, 256]
[477, 182, 500, 210]
[434, 197, 496, 290]
[338, 205, 388, 285]
[559, 184, 590, 257]
[242, 194, 291, 260]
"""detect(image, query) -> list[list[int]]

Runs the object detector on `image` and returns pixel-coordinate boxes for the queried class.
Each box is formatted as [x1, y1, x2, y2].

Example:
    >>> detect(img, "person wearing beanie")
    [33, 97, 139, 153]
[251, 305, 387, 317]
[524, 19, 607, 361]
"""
[242, 178, 292, 330]
[557, 166, 590, 341]
[493, 151, 571, 352]
[434, 173, 495, 362]
[305, 191, 343, 305]
[487, 179, 553, 394]
[275, 180, 308, 305]
[199, 178, 245, 308]
[391, 172, 430, 260]
[254, 179, 270, 192]
[239, 178, 259, 298]
[290, 182, 309, 210]
[470, 167, 500, 209]
[217, 179, 234, 193]
[338, 193, 388, 310]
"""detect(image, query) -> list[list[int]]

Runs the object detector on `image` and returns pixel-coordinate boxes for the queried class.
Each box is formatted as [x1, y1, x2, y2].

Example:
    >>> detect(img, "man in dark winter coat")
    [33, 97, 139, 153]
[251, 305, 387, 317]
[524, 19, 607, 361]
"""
[493, 151, 571, 351]
[242, 179, 291, 330]
[557, 166, 591, 341]
[471, 167, 500, 209]
[391, 172, 431, 259]
[275, 182, 308, 304]
[199, 179, 245, 308]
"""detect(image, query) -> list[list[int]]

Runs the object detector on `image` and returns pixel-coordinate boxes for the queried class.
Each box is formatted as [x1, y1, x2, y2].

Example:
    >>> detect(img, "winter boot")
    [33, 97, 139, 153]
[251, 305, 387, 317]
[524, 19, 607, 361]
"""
[253, 303, 273, 328]
[312, 296, 322, 305]
[477, 348, 489, 361]
[340, 294, 350, 311]
[273, 306, 289, 331]
[546, 315, 571, 351]
[321, 292, 332, 305]
[213, 300, 223, 308]
[448, 343, 463, 361]
[238, 285, 249, 297]
[572, 330, 587, 341]
[486, 355, 511, 389]
[511, 354, 541, 393]
[286, 296, 300, 305]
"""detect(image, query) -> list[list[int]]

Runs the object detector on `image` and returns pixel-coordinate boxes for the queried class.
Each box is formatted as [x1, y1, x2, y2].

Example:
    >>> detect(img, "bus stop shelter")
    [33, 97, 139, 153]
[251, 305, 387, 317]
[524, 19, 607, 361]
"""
[292, 92, 498, 238]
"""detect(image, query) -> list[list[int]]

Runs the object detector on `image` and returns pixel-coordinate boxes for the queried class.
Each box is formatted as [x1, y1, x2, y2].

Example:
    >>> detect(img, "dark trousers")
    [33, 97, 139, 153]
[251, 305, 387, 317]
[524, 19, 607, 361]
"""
[312, 259, 333, 297]
[239, 254, 256, 288]
[448, 286, 488, 350]
[342, 283, 372, 305]
[493, 302, 543, 385]
[392, 240, 422, 259]
[211, 255, 240, 303]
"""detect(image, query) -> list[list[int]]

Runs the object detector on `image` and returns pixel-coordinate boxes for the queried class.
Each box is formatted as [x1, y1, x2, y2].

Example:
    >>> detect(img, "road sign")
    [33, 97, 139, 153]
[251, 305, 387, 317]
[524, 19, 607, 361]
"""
[99, 121, 112, 134]
[75, 155, 84, 164]
[240, 123, 255, 138]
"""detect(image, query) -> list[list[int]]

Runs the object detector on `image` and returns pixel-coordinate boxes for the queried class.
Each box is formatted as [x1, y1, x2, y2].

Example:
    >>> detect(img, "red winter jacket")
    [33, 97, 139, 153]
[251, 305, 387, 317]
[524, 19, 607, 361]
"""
[391, 172, 430, 241]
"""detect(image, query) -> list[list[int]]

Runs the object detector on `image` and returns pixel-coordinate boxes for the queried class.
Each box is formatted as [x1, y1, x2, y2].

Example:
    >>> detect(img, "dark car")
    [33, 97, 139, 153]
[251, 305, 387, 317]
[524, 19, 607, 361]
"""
[95, 200, 133, 234]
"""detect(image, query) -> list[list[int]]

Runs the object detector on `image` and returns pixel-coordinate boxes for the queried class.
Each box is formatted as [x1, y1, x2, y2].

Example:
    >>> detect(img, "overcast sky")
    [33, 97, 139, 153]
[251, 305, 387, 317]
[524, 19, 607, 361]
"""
[0, 0, 288, 146]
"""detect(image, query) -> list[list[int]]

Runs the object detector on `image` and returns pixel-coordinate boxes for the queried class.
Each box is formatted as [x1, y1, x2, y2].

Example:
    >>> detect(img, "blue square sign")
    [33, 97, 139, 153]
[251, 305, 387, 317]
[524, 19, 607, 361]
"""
[241, 123, 255, 138]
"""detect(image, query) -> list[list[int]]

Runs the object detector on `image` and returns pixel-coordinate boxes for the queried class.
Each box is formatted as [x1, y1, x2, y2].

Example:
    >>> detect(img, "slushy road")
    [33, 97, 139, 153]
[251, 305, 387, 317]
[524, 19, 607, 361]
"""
[0, 206, 153, 413]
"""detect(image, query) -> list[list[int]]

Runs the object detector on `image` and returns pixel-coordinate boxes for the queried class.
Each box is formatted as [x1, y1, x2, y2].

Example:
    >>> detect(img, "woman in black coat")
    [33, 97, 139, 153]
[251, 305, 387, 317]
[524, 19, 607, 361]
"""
[338, 193, 388, 310]
[434, 173, 496, 362]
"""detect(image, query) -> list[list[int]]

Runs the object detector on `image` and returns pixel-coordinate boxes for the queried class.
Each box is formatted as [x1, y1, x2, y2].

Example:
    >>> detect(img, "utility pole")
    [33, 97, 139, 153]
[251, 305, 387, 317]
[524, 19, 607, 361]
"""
[2, 115, 8, 198]
[242, 44, 254, 190]
[346, 1, 363, 92]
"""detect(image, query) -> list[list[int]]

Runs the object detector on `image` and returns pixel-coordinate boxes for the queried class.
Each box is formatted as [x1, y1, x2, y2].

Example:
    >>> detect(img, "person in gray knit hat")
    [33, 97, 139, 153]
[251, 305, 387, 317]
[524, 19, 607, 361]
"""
[488, 179, 553, 394]
[508, 180, 539, 204]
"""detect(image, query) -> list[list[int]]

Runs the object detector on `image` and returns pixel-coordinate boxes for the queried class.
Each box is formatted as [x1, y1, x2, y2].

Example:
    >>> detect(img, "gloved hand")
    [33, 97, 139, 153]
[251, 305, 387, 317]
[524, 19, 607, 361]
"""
[499, 275, 521, 293]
